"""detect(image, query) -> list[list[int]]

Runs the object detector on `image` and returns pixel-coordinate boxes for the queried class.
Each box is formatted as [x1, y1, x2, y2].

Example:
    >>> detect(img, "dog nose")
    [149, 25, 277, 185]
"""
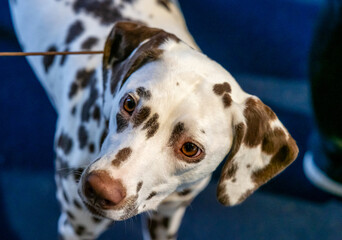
[84, 171, 126, 209]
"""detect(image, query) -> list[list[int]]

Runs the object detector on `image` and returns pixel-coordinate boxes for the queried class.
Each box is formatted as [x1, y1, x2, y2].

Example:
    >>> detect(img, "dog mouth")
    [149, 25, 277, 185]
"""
[83, 201, 107, 219]
[79, 189, 140, 221]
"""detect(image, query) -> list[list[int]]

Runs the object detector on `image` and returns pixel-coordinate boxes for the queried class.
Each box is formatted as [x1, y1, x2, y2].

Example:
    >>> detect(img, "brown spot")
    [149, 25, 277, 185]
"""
[252, 137, 298, 186]
[177, 189, 191, 196]
[213, 82, 231, 96]
[69, 82, 78, 99]
[65, 20, 84, 44]
[63, 190, 69, 203]
[88, 143, 95, 153]
[222, 163, 238, 181]
[142, 113, 159, 139]
[73, 199, 82, 209]
[216, 184, 230, 206]
[71, 106, 76, 115]
[66, 211, 75, 220]
[60, 47, 69, 65]
[157, 0, 171, 11]
[68, 69, 96, 100]
[146, 191, 157, 200]
[82, 82, 99, 122]
[78, 125, 88, 149]
[162, 217, 170, 228]
[136, 181, 143, 193]
[81, 36, 99, 50]
[243, 98, 272, 147]
[237, 189, 255, 204]
[222, 93, 232, 108]
[75, 225, 86, 236]
[132, 106, 151, 127]
[246, 164, 251, 168]
[77, 69, 96, 88]
[112, 147, 132, 167]
[116, 113, 129, 133]
[168, 122, 185, 145]
[99, 120, 109, 148]
[92, 105, 101, 121]
[73, 0, 126, 25]
[92, 216, 102, 223]
[43, 45, 57, 73]
[57, 132, 73, 155]
[262, 128, 286, 154]
[136, 87, 151, 100]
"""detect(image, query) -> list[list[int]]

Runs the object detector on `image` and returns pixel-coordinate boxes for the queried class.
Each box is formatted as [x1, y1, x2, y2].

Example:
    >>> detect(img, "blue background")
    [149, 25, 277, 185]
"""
[0, 0, 341, 239]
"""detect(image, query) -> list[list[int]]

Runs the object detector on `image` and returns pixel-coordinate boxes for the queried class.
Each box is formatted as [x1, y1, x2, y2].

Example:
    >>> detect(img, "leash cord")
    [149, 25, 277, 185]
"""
[0, 51, 104, 56]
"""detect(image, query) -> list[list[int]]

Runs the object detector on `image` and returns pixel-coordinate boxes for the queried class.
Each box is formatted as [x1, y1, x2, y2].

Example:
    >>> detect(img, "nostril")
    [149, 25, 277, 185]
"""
[84, 181, 95, 199]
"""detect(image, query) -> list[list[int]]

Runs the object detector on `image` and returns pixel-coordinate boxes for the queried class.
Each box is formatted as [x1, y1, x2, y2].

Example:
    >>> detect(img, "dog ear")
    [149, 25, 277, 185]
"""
[102, 21, 179, 95]
[217, 96, 298, 206]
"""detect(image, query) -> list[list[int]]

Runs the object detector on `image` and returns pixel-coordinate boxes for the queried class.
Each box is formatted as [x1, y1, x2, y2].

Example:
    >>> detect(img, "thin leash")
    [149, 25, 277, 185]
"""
[0, 50, 104, 57]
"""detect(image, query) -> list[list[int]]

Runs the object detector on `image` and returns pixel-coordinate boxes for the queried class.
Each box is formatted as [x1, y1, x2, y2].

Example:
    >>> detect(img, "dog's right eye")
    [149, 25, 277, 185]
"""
[123, 95, 136, 114]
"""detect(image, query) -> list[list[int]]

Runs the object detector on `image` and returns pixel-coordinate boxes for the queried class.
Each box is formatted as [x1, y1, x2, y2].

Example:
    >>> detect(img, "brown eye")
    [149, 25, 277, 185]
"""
[123, 95, 136, 114]
[181, 142, 201, 157]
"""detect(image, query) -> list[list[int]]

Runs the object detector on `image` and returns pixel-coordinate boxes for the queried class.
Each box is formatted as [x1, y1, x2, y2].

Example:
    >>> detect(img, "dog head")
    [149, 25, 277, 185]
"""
[78, 21, 298, 220]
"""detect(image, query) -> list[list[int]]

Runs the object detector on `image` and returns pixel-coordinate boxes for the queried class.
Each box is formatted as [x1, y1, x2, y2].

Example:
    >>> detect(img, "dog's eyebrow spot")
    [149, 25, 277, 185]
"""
[112, 147, 132, 167]
[136, 87, 152, 100]
[133, 106, 151, 128]
[142, 113, 160, 139]
[116, 113, 129, 133]
[65, 20, 84, 44]
[201, 129, 205, 134]
[43, 45, 57, 73]
[213, 82, 231, 95]
[168, 122, 185, 145]
[136, 181, 143, 193]
[146, 191, 157, 200]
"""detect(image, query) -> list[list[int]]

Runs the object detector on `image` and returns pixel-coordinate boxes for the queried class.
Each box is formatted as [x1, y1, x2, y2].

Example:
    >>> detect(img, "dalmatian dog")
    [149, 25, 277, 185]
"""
[10, 0, 299, 239]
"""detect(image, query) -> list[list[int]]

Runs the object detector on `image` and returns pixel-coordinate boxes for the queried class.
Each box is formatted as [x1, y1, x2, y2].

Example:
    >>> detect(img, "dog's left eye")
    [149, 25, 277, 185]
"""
[123, 95, 136, 114]
[181, 142, 201, 158]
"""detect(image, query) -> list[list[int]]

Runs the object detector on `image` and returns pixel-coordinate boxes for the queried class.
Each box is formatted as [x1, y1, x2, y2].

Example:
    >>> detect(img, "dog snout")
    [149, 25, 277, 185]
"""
[84, 171, 126, 209]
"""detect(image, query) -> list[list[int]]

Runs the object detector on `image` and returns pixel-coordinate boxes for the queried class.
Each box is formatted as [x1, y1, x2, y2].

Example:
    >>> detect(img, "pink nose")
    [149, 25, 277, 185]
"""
[84, 171, 126, 209]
